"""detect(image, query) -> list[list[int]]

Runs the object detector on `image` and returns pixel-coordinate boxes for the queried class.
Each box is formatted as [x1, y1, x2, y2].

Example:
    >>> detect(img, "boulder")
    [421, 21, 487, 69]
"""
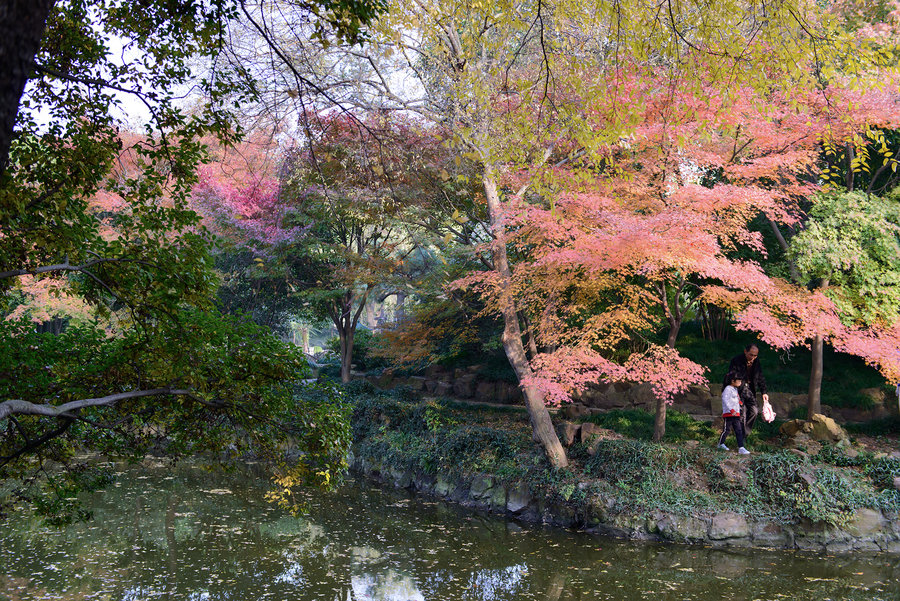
[496, 382, 523, 404]
[893, 477, 900, 492]
[780, 414, 848, 444]
[434, 381, 453, 397]
[453, 374, 477, 398]
[859, 387, 887, 405]
[561, 403, 590, 420]
[709, 511, 750, 540]
[578, 422, 605, 443]
[627, 382, 656, 408]
[469, 474, 494, 500]
[808, 413, 849, 443]
[474, 381, 496, 402]
[507, 483, 532, 514]
[407, 376, 426, 391]
[715, 458, 749, 489]
[424, 379, 439, 394]
[847, 508, 886, 537]
[556, 421, 581, 447]
[656, 513, 709, 541]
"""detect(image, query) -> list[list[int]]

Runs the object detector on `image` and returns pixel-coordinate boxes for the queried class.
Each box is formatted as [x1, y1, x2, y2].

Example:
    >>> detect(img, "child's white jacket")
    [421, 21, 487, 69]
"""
[722, 385, 741, 417]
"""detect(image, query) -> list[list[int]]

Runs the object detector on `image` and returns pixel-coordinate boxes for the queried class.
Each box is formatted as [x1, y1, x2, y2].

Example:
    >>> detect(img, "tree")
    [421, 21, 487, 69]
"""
[224, 0, 900, 463]
[788, 191, 900, 414]
[0, 0, 383, 515]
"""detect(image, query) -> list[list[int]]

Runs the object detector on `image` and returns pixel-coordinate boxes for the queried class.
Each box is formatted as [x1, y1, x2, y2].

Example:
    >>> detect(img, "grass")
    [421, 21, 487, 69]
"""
[580, 408, 718, 443]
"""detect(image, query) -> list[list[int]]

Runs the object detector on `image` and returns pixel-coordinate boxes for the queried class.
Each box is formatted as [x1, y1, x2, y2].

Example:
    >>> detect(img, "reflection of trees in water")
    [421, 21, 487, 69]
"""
[0, 465, 898, 601]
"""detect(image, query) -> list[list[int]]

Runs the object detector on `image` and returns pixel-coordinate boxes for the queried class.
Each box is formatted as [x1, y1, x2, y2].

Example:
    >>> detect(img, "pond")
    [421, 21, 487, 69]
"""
[1, 462, 898, 601]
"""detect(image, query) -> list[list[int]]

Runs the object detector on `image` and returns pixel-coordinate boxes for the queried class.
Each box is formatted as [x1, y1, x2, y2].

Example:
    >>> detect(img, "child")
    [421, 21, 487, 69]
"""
[719, 371, 750, 455]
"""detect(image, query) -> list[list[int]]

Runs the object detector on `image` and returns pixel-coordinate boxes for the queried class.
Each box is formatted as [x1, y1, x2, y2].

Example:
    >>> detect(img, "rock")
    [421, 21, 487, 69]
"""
[474, 381, 496, 402]
[860, 387, 887, 405]
[435, 475, 454, 497]
[579, 422, 604, 443]
[407, 376, 426, 391]
[506, 483, 532, 514]
[847, 508, 886, 537]
[781, 414, 847, 447]
[807, 413, 849, 443]
[556, 421, 581, 447]
[424, 365, 449, 379]
[453, 374, 477, 398]
[709, 512, 750, 540]
[496, 382, 523, 404]
[424, 379, 438, 394]
[780, 419, 803, 437]
[627, 382, 656, 408]
[489, 486, 507, 510]
[716, 459, 749, 488]
[893, 477, 900, 492]
[656, 514, 709, 541]
[434, 381, 453, 397]
[787, 448, 808, 460]
[470, 474, 494, 500]
[752, 522, 790, 547]
[561, 403, 590, 420]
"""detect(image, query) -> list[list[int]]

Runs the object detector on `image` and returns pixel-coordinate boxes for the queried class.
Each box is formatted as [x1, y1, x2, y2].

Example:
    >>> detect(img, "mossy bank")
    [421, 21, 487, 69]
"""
[346, 382, 900, 554]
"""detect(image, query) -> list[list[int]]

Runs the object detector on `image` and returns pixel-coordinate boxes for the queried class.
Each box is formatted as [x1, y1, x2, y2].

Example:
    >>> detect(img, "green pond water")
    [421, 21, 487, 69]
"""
[1, 462, 898, 601]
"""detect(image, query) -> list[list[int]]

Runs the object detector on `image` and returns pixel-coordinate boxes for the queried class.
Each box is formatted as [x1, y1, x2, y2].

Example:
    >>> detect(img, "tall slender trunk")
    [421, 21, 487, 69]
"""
[807, 278, 829, 418]
[483, 171, 567, 468]
[807, 333, 824, 418]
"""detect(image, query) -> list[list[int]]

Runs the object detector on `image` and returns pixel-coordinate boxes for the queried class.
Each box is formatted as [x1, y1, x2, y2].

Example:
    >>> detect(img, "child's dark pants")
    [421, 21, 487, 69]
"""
[719, 416, 745, 448]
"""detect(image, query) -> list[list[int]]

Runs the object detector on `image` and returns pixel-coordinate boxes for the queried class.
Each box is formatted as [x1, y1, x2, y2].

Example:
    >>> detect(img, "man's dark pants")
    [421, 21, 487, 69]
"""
[742, 398, 759, 432]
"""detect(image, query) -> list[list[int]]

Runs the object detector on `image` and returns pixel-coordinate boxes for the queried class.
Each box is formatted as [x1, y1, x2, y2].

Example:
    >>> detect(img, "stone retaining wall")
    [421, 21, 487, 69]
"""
[360, 368, 897, 424]
[351, 453, 900, 553]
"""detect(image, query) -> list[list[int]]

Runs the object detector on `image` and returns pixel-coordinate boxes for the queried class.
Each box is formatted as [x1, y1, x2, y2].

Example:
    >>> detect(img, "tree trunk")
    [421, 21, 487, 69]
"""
[483, 170, 568, 468]
[653, 325, 681, 441]
[339, 326, 354, 383]
[807, 278, 829, 419]
[0, 0, 55, 174]
[807, 332, 823, 418]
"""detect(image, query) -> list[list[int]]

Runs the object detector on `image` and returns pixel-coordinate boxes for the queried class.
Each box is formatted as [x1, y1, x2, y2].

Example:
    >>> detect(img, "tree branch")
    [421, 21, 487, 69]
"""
[0, 388, 195, 422]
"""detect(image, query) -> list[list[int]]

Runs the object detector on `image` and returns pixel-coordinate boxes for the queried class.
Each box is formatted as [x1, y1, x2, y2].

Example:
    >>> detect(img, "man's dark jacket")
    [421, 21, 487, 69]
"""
[723, 354, 767, 403]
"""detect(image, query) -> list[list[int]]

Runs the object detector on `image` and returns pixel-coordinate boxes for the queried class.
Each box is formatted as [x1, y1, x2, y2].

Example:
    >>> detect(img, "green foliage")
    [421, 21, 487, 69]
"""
[790, 191, 900, 325]
[581, 409, 717, 442]
[845, 415, 900, 437]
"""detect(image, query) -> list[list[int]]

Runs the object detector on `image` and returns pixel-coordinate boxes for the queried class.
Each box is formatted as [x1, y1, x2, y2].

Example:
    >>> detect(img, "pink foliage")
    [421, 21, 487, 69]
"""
[191, 166, 308, 251]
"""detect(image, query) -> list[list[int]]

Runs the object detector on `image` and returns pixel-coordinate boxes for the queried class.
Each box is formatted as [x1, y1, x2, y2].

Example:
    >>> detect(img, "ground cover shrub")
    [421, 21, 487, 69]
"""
[581, 409, 717, 443]
[583, 440, 718, 515]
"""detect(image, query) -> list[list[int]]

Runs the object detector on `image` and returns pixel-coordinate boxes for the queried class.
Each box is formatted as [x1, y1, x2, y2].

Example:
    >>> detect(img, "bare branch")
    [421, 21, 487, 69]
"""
[0, 388, 195, 422]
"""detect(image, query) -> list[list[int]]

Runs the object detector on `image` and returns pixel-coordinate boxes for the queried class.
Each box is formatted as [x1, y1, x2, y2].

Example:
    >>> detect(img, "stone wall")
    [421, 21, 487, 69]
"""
[360, 368, 897, 424]
[351, 453, 900, 554]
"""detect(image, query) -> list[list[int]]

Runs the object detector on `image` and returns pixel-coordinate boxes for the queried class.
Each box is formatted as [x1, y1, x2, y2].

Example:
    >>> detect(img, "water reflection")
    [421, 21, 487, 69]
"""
[0, 463, 898, 601]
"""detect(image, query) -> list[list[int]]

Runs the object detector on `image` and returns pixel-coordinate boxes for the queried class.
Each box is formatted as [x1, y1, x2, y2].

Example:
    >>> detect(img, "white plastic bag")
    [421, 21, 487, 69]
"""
[762, 400, 776, 423]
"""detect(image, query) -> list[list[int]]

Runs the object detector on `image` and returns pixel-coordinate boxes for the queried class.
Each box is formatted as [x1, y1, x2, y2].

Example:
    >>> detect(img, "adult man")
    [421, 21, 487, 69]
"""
[723, 343, 769, 432]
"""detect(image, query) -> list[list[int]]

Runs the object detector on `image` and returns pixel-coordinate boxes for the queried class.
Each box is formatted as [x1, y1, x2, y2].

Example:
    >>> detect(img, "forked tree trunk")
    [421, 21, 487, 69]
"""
[483, 171, 568, 468]
[331, 288, 369, 384]
[653, 282, 685, 442]
[339, 326, 355, 383]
